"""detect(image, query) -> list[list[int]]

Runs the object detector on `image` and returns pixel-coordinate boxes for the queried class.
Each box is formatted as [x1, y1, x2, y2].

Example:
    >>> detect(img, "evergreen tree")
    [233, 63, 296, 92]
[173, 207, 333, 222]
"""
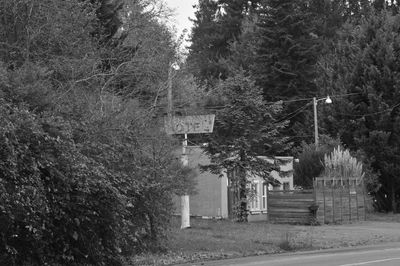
[187, 0, 260, 85]
[316, 10, 400, 212]
[202, 69, 290, 222]
[254, 0, 320, 101]
[251, 0, 321, 144]
[187, 0, 226, 84]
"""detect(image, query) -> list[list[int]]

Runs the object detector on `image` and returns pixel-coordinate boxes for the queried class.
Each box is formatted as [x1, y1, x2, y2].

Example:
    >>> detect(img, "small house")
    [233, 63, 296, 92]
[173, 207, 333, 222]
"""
[173, 146, 294, 222]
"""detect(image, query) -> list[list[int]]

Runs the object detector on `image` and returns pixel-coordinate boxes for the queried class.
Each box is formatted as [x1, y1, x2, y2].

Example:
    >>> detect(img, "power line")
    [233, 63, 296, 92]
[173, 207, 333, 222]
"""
[153, 92, 364, 111]
[277, 102, 311, 122]
[334, 102, 400, 117]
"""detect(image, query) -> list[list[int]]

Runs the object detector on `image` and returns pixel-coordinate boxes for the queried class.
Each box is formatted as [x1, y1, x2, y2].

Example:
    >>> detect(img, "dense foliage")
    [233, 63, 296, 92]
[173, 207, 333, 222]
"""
[323, 146, 364, 180]
[188, 0, 400, 212]
[0, 0, 195, 264]
[202, 70, 289, 221]
[0, 102, 124, 265]
[316, 9, 400, 212]
[293, 135, 340, 189]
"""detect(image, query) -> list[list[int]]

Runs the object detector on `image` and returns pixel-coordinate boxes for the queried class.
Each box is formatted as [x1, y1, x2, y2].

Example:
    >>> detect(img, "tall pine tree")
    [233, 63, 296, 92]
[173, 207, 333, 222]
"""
[251, 0, 321, 144]
[187, 0, 260, 85]
[316, 10, 400, 212]
[202, 69, 290, 222]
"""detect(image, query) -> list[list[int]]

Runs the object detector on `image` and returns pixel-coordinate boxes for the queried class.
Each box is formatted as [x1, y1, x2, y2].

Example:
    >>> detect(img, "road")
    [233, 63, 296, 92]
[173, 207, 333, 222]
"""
[183, 242, 400, 266]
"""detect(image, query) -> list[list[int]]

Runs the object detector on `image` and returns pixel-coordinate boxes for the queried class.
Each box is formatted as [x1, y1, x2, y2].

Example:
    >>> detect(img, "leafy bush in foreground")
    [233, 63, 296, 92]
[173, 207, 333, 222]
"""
[0, 101, 125, 265]
[0, 100, 197, 265]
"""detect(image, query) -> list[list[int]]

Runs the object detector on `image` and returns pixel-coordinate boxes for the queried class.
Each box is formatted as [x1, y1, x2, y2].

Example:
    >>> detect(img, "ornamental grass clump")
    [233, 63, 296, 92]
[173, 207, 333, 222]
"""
[323, 146, 364, 182]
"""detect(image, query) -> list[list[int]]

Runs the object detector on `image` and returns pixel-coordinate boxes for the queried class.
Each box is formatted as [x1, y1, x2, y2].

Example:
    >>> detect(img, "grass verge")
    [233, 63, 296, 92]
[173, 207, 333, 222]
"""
[131, 213, 400, 265]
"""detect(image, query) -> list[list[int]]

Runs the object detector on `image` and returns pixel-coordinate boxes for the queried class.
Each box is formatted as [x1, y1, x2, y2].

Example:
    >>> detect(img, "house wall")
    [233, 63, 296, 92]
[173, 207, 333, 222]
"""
[248, 213, 268, 222]
[173, 146, 228, 219]
[270, 156, 294, 190]
[174, 150, 294, 222]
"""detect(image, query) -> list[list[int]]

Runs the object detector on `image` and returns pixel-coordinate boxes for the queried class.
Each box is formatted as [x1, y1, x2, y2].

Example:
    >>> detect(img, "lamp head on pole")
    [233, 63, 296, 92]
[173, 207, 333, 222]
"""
[325, 95, 332, 104]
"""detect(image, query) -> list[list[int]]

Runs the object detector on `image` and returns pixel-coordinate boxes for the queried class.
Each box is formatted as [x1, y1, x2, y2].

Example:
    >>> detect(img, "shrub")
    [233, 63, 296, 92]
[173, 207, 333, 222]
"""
[0, 102, 124, 265]
[293, 135, 340, 188]
[323, 146, 364, 181]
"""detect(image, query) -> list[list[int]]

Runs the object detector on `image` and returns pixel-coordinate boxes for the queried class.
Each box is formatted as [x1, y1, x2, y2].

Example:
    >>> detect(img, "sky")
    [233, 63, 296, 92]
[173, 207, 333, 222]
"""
[167, 0, 198, 44]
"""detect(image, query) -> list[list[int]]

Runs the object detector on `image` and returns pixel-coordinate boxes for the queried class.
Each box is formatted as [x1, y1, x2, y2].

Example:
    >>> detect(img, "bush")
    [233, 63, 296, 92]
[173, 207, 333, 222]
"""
[323, 146, 363, 180]
[293, 135, 340, 188]
[0, 102, 125, 265]
[0, 101, 197, 265]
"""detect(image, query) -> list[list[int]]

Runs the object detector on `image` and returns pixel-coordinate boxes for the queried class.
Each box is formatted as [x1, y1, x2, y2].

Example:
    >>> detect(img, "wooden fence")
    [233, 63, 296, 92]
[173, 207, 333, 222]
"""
[314, 178, 366, 224]
[268, 190, 315, 224]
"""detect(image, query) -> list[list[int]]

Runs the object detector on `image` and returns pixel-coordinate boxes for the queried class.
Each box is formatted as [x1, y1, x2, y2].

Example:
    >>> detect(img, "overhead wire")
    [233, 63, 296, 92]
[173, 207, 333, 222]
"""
[276, 102, 311, 123]
[334, 102, 400, 117]
[150, 92, 364, 111]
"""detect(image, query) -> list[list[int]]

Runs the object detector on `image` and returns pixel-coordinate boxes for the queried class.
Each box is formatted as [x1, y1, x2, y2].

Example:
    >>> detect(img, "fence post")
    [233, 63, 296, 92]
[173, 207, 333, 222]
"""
[348, 179, 352, 222]
[339, 184, 343, 223]
[355, 179, 359, 221]
[322, 179, 326, 224]
[363, 180, 367, 221]
[313, 179, 317, 222]
[331, 182, 335, 223]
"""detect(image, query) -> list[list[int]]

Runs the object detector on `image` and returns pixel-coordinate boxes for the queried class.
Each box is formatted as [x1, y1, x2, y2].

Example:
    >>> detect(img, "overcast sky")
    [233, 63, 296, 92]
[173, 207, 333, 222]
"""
[167, 0, 198, 44]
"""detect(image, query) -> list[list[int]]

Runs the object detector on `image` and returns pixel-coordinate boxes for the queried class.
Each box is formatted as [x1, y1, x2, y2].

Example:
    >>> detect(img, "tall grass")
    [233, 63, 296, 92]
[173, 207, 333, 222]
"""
[323, 146, 364, 183]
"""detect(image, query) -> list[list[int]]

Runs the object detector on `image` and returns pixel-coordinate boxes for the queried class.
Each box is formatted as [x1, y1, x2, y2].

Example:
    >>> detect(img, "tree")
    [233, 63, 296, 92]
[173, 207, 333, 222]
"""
[294, 135, 340, 188]
[91, 0, 124, 43]
[250, 0, 322, 145]
[202, 69, 290, 222]
[316, 10, 400, 212]
[0, 0, 196, 263]
[187, 0, 260, 85]
[187, 0, 227, 84]
[0, 101, 125, 265]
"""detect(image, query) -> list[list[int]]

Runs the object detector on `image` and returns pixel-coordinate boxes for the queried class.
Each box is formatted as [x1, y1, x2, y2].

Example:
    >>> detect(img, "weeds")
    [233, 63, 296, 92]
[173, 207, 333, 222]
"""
[278, 231, 295, 251]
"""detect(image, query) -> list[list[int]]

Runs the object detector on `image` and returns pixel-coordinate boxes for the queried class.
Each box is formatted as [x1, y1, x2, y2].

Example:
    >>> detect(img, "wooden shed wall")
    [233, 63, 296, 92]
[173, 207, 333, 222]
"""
[268, 190, 315, 224]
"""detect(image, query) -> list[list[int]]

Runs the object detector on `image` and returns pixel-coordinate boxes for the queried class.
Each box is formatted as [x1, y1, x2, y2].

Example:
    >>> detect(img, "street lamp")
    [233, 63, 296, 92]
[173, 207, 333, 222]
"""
[313, 96, 332, 147]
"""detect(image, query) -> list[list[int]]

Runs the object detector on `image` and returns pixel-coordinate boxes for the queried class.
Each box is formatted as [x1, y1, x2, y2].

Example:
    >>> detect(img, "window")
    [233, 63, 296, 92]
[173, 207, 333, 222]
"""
[262, 183, 268, 210]
[283, 182, 290, 191]
[249, 180, 268, 212]
[250, 181, 259, 210]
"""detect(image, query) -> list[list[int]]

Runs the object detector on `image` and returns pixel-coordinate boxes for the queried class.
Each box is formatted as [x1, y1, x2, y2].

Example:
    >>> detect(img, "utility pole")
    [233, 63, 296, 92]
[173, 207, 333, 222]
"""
[313, 97, 319, 147]
[181, 133, 190, 229]
[313, 96, 332, 148]
[167, 65, 191, 229]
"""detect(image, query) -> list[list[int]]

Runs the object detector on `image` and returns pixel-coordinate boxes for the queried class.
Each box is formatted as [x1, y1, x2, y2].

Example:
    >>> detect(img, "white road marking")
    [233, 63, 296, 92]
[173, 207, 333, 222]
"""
[339, 257, 400, 266]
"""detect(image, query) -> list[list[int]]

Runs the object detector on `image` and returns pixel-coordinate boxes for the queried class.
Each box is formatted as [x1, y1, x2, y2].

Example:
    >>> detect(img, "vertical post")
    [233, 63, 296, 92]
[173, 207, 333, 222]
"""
[313, 97, 319, 147]
[348, 180, 352, 222]
[331, 184, 335, 223]
[363, 179, 367, 221]
[312, 178, 318, 224]
[340, 185, 343, 223]
[355, 179, 359, 221]
[167, 65, 190, 229]
[181, 133, 190, 229]
[322, 179, 326, 224]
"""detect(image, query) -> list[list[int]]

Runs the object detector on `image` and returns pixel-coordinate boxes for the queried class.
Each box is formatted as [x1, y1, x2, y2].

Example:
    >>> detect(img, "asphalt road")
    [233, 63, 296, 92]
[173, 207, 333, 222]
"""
[183, 242, 400, 266]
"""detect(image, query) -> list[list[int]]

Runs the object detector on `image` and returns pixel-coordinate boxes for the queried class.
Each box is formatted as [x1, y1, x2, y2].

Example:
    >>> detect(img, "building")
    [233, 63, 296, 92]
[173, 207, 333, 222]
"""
[174, 146, 294, 222]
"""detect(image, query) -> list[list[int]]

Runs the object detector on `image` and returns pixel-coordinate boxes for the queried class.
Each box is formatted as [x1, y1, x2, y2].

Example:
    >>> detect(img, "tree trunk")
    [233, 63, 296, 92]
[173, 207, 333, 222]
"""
[238, 168, 248, 222]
